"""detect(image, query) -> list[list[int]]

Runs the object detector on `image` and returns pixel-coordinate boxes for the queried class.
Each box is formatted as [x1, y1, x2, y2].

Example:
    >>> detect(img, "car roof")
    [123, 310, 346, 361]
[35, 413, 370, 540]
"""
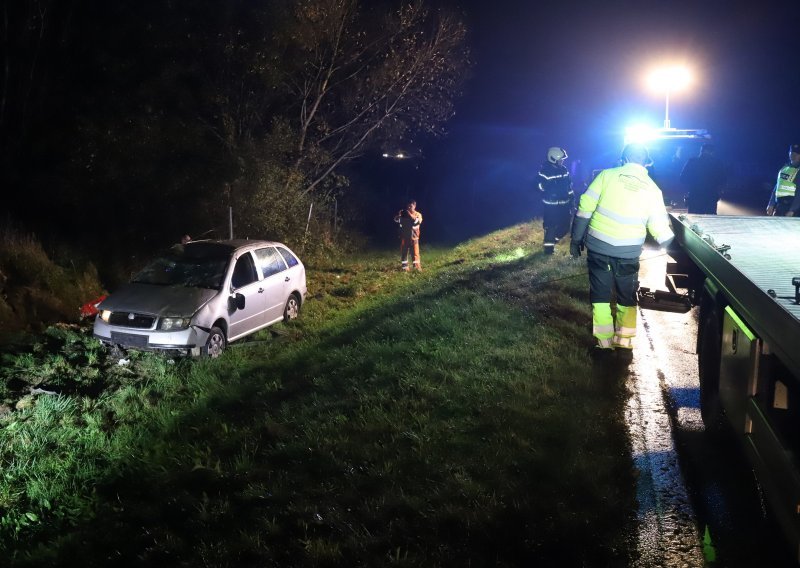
[185, 239, 287, 252]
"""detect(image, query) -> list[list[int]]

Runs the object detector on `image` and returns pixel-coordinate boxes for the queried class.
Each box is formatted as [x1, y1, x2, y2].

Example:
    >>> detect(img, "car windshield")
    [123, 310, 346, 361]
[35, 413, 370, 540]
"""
[131, 243, 231, 289]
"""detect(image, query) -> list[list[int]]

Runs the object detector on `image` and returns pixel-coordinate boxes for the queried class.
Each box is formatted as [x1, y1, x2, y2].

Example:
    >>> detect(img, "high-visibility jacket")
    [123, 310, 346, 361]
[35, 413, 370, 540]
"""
[395, 209, 423, 240]
[572, 162, 673, 259]
[775, 165, 799, 199]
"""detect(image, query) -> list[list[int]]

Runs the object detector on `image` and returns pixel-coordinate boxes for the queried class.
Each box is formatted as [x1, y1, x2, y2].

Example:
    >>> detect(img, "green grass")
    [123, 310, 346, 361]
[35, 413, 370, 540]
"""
[0, 222, 638, 567]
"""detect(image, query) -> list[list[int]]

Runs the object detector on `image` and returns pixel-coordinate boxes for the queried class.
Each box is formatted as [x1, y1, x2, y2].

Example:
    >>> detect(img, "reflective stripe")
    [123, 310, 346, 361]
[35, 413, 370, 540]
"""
[577, 210, 593, 219]
[616, 305, 638, 331]
[587, 227, 646, 246]
[593, 324, 615, 336]
[598, 338, 614, 349]
[613, 336, 633, 348]
[543, 198, 574, 205]
[583, 187, 601, 200]
[596, 205, 648, 226]
[539, 172, 569, 180]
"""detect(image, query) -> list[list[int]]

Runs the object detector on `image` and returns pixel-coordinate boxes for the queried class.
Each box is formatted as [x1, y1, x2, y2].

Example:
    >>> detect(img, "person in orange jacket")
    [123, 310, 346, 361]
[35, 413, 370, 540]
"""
[394, 200, 423, 271]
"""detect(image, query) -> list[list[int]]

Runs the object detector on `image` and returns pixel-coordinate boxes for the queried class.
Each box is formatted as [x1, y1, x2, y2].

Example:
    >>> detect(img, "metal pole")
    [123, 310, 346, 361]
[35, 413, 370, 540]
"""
[229, 207, 233, 239]
[305, 202, 314, 236]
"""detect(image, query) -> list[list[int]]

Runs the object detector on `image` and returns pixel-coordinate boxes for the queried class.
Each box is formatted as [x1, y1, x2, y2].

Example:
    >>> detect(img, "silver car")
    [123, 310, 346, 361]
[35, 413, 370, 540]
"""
[93, 239, 307, 357]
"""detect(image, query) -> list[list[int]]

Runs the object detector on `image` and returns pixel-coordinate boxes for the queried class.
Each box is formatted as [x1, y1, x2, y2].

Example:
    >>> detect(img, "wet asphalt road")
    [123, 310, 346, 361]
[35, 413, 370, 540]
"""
[630, 244, 796, 568]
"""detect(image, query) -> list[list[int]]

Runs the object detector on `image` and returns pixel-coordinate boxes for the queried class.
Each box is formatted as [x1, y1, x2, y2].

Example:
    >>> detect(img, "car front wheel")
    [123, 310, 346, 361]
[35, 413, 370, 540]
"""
[203, 326, 226, 358]
[283, 294, 300, 322]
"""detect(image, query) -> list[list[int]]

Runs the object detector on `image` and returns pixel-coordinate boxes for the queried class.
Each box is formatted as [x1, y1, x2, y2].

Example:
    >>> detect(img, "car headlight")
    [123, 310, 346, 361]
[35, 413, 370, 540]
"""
[100, 310, 112, 323]
[159, 317, 191, 331]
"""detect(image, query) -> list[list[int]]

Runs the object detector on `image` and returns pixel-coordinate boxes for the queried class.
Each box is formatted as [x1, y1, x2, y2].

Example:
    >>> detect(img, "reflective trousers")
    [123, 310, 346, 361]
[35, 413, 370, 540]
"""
[400, 238, 420, 270]
[587, 250, 639, 349]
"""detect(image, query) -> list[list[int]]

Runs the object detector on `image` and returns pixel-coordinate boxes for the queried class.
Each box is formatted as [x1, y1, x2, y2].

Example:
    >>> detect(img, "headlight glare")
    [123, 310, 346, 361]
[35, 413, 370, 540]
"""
[100, 310, 112, 323]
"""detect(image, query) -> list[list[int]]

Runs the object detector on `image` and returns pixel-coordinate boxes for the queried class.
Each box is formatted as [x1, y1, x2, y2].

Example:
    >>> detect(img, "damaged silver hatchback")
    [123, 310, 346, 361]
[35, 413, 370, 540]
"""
[93, 239, 307, 357]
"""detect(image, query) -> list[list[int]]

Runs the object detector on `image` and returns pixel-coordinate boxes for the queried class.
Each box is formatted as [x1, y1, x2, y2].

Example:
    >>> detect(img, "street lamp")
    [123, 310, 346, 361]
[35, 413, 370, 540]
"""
[646, 66, 692, 129]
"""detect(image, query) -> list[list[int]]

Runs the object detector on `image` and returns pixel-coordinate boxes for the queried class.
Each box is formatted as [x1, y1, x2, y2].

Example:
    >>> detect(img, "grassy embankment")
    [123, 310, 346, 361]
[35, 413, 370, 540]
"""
[0, 222, 637, 567]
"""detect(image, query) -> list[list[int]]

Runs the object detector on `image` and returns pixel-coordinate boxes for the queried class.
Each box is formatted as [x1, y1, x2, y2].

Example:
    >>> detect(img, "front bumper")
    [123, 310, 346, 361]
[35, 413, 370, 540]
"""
[93, 318, 210, 355]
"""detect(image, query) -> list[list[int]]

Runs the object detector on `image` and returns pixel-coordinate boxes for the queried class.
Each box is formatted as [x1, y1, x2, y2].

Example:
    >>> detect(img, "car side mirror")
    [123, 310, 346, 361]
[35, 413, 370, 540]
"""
[230, 293, 245, 311]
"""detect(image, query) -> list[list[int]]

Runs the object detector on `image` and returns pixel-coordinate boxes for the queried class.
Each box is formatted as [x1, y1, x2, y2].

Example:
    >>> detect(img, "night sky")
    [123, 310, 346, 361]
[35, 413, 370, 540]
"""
[5, 1, 800, 248]
[396, 0, 800, 244]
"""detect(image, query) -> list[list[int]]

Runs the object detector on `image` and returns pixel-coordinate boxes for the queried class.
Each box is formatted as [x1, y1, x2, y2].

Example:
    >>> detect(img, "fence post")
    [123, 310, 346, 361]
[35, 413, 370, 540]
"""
[305, 202, 314, 236]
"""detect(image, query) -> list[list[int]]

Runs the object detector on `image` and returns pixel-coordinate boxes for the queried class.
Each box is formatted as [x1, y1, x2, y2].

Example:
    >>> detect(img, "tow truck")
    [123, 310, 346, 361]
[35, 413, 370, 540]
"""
[664, 212, 800, 562]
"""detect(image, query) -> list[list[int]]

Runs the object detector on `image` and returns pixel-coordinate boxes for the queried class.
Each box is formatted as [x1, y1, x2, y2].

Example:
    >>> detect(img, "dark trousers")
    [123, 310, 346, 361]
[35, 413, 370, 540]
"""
[587, 251, 639, 306]
[686, 192, 718, 214]
[542, 203, 572, 245]
[776, 196, 794, 216]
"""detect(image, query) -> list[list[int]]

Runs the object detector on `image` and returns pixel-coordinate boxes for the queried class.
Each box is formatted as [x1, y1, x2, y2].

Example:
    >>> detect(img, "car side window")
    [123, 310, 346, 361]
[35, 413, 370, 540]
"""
[231, 253, 258, 289]
[255, 247, 287, 278]
[277, 247, 299, 268]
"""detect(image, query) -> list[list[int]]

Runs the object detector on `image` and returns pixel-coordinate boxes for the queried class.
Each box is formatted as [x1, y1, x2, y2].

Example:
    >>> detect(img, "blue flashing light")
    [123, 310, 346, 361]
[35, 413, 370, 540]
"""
[624, 124, 658, 145]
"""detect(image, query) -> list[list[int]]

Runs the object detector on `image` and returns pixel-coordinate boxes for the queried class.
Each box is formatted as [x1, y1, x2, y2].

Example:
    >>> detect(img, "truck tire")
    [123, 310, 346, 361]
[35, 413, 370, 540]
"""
[698, 303, 725, 432]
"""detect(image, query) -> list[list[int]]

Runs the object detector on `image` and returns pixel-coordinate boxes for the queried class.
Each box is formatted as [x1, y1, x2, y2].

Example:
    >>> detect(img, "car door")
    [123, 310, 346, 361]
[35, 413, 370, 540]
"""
[227, 251, 268, 340]
[276, 246, 305, 294]
[254, 246, 290, 323]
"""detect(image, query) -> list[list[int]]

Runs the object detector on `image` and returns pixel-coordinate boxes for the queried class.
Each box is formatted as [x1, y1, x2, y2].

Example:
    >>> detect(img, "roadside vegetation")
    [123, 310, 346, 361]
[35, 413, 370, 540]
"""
[0, 222, 638, 567]
[0, 225, 104, 337]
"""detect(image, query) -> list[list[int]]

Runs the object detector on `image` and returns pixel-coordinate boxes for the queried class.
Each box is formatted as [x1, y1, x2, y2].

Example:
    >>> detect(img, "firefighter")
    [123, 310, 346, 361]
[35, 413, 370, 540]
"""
[570, 143, 674, 361]
[537, 147, 574, 254]
[766, 144, 800, 217]
[394, 200, 423, 271]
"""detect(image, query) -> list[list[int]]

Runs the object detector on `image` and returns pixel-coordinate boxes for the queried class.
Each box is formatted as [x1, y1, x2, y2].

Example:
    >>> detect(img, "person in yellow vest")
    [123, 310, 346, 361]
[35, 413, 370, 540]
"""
[766, 144, 800, 217]
[394, 200, 423, 271]
[569, 143, 674, 361]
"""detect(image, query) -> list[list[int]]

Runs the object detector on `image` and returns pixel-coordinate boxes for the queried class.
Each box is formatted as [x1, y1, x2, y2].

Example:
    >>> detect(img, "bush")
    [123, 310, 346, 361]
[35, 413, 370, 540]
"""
[0, 225, 104, 332]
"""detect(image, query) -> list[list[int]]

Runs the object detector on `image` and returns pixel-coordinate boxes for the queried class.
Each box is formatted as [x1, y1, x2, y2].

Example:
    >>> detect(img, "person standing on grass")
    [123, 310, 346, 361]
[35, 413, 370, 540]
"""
[569, 143, 674, 361]
[537, 147, 574, 255]
[394, 200, 423, 271]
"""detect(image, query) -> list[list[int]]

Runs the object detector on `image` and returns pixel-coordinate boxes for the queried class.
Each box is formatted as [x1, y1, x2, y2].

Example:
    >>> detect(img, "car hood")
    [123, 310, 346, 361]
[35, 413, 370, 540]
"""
[97, 283, 219, 317]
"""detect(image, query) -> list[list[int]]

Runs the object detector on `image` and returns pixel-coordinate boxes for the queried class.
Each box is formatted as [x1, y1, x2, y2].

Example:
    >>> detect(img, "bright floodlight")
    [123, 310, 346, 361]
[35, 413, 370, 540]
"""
[647, 66, 692, 92]
[646, 65, 692, 129]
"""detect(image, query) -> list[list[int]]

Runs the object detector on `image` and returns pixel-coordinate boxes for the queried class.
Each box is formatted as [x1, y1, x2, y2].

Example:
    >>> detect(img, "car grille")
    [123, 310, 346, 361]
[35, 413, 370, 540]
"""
[108, 312, 156, 329]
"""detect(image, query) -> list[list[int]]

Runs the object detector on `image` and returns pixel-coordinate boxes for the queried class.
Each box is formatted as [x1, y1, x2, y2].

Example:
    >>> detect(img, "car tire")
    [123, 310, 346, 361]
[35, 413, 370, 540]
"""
[203, 326, 226, 358]
[283, 293, 300, 323]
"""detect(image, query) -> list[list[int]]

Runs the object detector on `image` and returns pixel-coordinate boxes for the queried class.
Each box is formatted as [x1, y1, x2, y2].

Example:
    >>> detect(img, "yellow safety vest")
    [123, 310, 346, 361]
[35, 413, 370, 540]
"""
[577, 163, 673, 247]
[775, 165, 799, 199]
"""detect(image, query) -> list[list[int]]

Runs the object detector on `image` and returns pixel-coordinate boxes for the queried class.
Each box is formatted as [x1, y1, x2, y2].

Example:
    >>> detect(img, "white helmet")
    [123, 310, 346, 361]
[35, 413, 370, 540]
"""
[547, 147, 568, 164]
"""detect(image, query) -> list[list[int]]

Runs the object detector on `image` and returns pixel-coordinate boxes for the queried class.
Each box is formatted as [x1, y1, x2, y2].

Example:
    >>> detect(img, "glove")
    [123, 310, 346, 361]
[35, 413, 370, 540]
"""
[570, 241, 583, 258]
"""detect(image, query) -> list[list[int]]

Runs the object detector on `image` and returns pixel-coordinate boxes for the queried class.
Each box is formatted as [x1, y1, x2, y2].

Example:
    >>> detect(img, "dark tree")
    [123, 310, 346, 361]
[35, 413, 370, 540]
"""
[1, 0, 469, 256]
